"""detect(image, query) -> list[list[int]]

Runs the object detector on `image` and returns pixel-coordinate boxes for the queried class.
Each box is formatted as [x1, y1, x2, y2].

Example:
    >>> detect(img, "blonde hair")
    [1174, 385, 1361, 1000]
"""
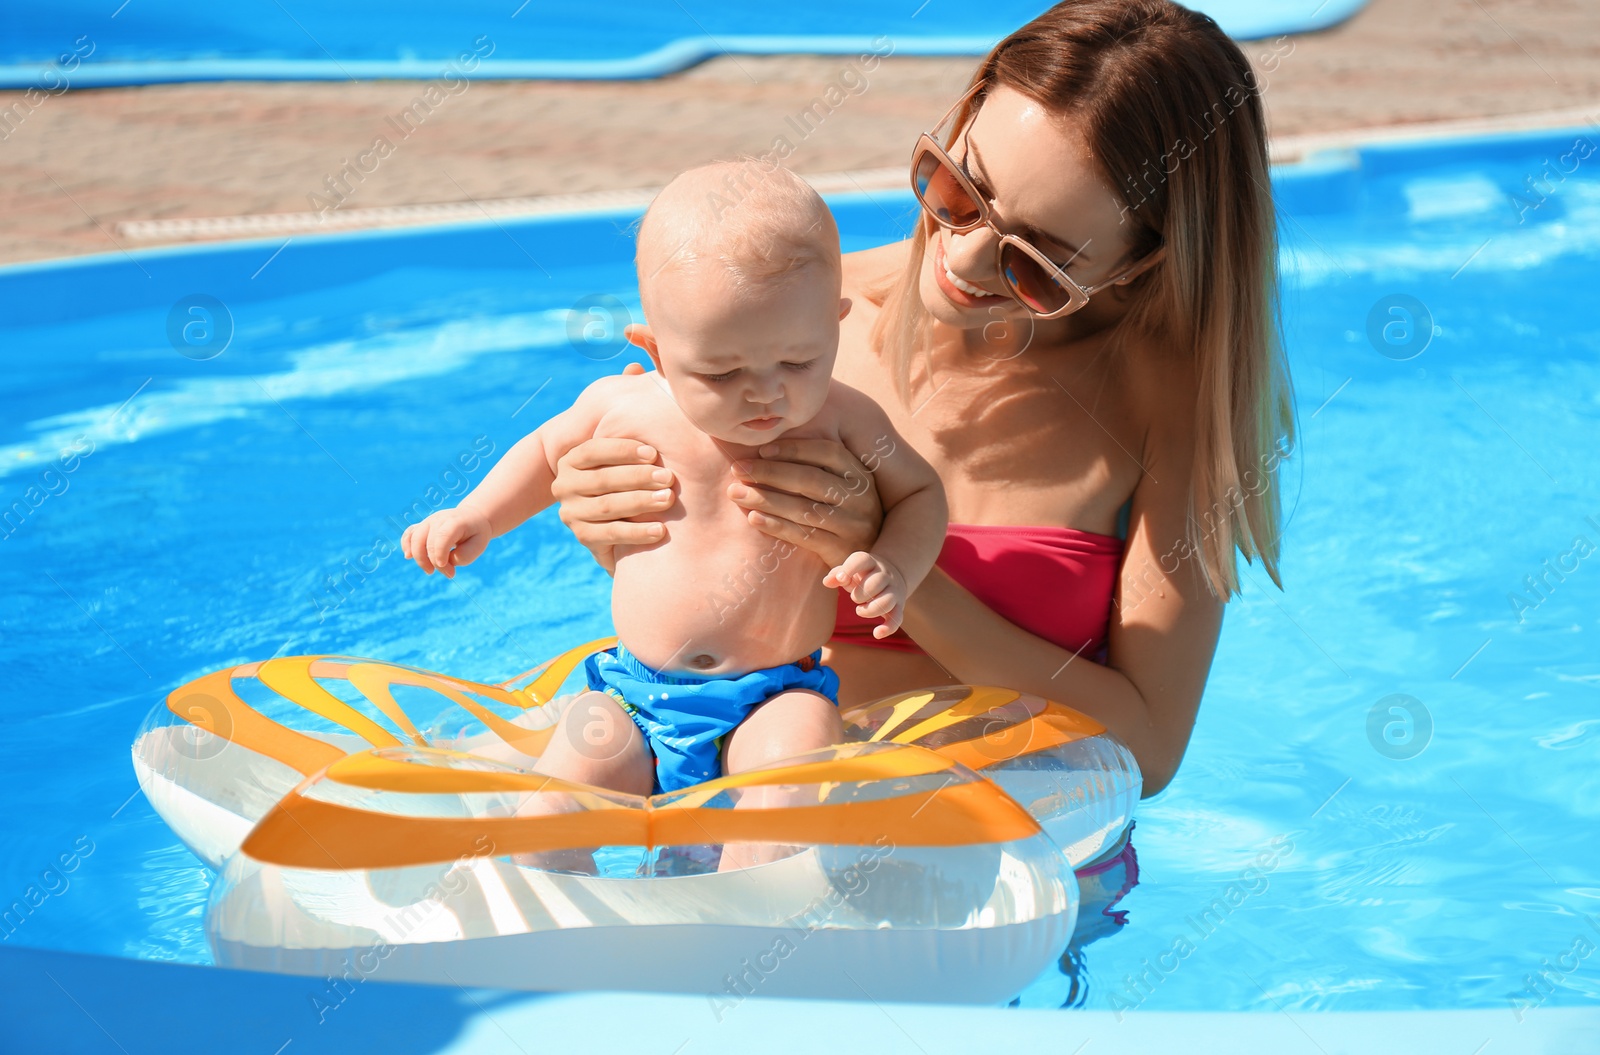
[635, 157, 841, 319]
[867, 0, 1295, 597]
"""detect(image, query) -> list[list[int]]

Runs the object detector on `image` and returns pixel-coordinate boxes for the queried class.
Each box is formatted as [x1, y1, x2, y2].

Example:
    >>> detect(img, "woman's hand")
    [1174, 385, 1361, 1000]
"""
[550, 438, 674, 574]
[728, 439, 884, 568]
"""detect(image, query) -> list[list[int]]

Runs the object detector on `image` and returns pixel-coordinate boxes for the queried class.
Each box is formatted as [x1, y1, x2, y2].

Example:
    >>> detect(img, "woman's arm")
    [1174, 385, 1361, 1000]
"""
[897, 393, 1225, 796]
[899, 558, 1221, 797]
[733, 424, 1224, 789]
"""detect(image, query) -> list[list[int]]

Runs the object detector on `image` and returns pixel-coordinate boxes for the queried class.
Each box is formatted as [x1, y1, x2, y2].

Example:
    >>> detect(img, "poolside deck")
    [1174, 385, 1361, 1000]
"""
[0, 0, 1595, 265]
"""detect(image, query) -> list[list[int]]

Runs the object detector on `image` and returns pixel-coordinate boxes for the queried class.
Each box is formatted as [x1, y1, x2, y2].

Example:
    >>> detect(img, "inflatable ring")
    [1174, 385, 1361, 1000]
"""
[133, 637, 1140, 1004]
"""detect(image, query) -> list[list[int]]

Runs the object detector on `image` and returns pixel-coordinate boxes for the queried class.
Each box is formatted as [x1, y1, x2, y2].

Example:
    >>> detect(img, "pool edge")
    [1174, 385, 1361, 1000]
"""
[3, 116, 1597, 281]
[3, 942, 1594, 1054]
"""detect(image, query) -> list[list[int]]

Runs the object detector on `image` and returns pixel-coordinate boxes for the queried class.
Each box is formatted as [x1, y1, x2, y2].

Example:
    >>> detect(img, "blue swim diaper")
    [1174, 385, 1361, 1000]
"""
[582, 643, 840, 794]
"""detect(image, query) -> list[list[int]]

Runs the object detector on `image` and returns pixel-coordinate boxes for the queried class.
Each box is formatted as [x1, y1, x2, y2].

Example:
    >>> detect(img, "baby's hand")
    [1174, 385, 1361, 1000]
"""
[400, 507, 492, 579]
[823, 551, 908, 638]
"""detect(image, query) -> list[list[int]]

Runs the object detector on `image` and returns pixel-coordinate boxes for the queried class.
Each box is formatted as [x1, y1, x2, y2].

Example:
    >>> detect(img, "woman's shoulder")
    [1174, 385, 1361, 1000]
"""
[1117, 324, 1199, 481]
[842, 240, 911, 309]
[1118, 324, 1194, 423]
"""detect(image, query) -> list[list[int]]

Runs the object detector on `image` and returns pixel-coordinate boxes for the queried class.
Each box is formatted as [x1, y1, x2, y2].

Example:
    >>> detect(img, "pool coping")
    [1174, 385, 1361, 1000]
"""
[110, 167, 909, 244]
[3, 112, 1598, 281]
[95, 103, 1600, 245]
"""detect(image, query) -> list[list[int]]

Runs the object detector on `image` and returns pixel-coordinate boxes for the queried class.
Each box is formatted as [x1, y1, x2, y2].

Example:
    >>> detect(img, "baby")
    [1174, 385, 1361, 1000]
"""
[401, 159, 947, 798]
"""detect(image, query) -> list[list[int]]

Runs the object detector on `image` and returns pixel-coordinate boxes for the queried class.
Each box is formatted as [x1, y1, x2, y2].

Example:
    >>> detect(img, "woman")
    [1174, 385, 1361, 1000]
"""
[551, 0, 1292, 797]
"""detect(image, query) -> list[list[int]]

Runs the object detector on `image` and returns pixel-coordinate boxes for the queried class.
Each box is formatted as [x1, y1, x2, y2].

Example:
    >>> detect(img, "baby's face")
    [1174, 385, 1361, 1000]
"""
[638, 262, 849, 446]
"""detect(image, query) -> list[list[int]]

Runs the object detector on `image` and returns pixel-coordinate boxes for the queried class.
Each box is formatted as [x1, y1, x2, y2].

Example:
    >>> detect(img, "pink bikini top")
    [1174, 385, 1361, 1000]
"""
[829, 523, 1124, 660]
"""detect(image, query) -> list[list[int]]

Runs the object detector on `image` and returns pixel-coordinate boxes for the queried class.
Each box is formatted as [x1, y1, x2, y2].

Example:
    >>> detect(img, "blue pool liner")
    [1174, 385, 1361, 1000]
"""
[0, 0, 1369, 88]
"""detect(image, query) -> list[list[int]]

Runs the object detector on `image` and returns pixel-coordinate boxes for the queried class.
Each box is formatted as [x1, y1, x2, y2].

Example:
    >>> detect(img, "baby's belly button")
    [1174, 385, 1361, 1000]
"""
[684, 651, 719, 671]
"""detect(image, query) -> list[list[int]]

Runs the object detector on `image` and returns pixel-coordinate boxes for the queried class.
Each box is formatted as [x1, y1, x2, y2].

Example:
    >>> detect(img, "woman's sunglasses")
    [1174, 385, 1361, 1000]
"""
[910, 79, 1167, 319]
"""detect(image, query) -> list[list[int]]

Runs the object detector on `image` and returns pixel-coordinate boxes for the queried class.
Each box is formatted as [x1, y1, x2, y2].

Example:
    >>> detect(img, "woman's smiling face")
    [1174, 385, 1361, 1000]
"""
[917, 84, 1136, 332]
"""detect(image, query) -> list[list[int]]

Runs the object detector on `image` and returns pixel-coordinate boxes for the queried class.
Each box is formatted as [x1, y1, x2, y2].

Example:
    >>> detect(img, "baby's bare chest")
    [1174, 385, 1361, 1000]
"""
[595, 393, 844, 510]
[597, 394, 844, 617]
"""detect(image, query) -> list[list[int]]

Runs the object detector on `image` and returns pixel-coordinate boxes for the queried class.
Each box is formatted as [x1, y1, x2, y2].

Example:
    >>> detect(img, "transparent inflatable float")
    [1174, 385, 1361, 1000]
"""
[133, 638, 1141, 1003]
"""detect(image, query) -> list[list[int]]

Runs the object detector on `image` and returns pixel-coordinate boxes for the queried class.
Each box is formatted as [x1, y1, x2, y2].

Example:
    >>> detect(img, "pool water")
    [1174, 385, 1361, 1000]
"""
[1, 129, 1597, 1015]
[0, 1, 1365, 86]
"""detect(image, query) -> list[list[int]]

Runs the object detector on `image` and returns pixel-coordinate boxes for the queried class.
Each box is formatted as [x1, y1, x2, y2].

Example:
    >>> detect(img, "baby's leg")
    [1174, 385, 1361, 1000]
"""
[718, 689, 846, 871]
[531, 690, 654, 795]
[512, 690, 652, 872]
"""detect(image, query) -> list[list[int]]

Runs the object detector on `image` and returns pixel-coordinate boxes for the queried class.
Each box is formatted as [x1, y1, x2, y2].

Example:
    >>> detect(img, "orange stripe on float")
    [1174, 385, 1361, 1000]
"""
[1038, 701, 1106, 737]
[340, 659, 529, 709]
[351, 664, 554, 760]
[932, 710, 1106, 771]
[654, 779, 1039, 850]
[257, 657, 403, 749]
[660, 743, 955, 796]
[240, 774, 1041, 869]
[319, 742, 956, 797]
[863, 692, 937, 743]
[892, 686, 1024, 745]
[165, 667, 346, 777]
[326, 750, 612, 798]
[502, 636, 618, 704]
[344, 664, 431, 746]
[242, 793, 644, 869]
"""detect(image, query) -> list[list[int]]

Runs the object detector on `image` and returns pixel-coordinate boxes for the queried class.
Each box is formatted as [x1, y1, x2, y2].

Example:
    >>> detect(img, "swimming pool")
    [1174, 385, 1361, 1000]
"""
[1, 125, 1597, 1030]
[0, 0, 1368, 86]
